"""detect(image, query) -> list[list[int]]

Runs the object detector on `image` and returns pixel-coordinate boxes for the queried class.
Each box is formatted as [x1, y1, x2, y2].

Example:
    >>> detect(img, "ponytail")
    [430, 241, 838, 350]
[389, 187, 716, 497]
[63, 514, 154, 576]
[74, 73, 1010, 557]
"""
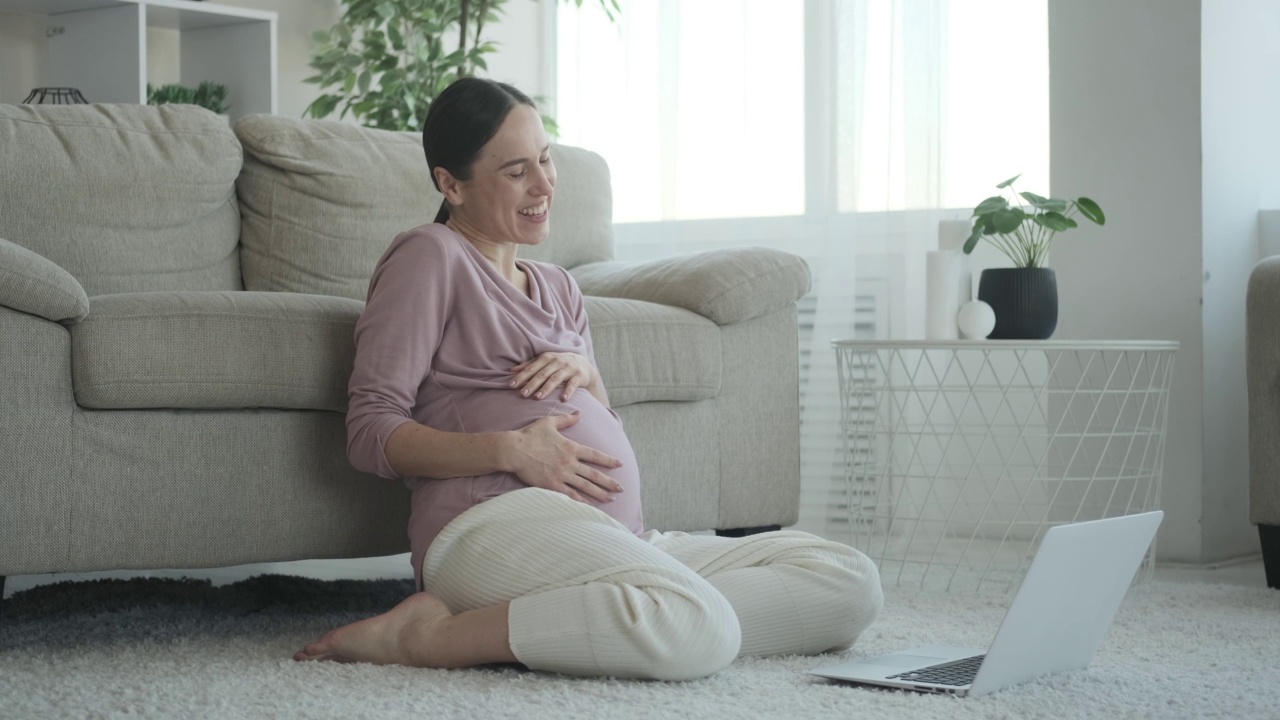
[433, 200, 450, 224]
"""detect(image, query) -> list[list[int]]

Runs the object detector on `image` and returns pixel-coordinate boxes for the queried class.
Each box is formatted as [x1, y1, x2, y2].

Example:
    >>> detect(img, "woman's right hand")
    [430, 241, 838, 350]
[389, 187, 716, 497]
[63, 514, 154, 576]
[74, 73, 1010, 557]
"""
[506, 412, 625, 503]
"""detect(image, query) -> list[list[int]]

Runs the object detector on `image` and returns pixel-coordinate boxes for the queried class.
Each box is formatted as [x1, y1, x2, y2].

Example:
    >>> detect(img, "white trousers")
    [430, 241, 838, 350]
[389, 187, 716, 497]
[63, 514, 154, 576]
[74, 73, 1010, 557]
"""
[421, 488, 884, 681]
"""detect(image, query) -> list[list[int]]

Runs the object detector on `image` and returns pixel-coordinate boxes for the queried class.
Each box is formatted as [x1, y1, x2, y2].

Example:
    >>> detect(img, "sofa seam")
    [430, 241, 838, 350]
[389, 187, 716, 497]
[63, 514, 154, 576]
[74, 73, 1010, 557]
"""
[601, 382, 719, 390]
[242, 133, 419, 156]
[4, 115, 241, 144]
[697, 259, 805, 317]
[81, 313, 355, 326]
[82, 379, 343, 388]
[65, 322, 79, 572]
[589, 318, 710, 329]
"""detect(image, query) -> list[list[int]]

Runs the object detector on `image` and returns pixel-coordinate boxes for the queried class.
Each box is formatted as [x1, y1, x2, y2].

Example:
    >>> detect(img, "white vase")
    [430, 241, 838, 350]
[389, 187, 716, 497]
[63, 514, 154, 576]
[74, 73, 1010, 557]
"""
[925, 250, 971, 340]
[958, 300, 996, 339]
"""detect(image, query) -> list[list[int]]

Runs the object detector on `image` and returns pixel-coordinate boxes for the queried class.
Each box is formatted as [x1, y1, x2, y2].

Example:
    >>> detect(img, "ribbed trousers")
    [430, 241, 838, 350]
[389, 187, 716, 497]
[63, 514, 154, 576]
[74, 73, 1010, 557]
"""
[421, 488, 884, 681]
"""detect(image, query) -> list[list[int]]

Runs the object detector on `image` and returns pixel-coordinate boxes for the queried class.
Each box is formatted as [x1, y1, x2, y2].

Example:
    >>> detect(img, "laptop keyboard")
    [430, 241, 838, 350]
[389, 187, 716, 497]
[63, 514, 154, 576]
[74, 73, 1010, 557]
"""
[886, 654, 986, 686]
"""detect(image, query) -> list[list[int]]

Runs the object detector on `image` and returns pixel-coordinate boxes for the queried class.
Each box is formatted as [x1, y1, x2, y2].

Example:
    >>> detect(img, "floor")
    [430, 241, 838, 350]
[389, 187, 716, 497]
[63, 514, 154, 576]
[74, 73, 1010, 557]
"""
[3, 552, 1271, 600]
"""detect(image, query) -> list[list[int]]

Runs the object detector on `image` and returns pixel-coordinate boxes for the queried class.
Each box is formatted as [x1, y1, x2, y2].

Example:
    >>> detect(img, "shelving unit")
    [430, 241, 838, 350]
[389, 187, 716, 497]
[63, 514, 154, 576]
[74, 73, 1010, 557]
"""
[0, 0, 277, 121]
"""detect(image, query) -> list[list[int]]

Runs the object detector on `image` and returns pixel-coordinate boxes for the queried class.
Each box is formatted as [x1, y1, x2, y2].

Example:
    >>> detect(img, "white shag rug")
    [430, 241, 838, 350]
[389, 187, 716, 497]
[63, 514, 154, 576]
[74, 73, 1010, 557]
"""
[1, 574, 1277, 720]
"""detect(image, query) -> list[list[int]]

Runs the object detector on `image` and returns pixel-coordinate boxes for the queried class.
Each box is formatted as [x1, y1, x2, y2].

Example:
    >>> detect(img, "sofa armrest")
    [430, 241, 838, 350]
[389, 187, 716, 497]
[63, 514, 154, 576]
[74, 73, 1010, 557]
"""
[570, 247, 812, 326]
[0, 237, 89, 323]
[1248, 257, 1280, 526]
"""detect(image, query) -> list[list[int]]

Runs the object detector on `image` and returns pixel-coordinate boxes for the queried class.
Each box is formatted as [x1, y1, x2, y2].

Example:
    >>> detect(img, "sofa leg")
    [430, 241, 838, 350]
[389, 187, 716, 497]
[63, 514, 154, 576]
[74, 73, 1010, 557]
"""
[715, 525, 782, 538]
[1262, 525, 1280, 590]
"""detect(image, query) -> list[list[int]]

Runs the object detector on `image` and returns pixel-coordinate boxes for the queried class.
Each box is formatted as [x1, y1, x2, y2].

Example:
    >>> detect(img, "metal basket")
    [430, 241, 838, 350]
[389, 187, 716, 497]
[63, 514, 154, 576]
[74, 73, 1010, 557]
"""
[833, 340, 1177, 592]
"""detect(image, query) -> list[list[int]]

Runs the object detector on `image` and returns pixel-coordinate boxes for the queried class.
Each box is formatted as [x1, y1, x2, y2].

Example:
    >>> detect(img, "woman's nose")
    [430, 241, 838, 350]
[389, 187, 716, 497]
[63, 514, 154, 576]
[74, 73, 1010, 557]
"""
[531, 166, 554, 196]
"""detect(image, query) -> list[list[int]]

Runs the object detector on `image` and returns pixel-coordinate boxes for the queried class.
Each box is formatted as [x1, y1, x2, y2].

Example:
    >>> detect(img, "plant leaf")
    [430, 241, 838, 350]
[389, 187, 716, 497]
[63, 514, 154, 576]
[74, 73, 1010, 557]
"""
[963, 223, 984, 254]
[991, 208, 1025, 234]
[1019, 192, 1068, 213]
[1033, 211, 1076, 232]
[1075, 197, 1106, 225]
[973, 196, 1009, 216]
[996, 174, 1022, 189]
[333, 22, 352, 46]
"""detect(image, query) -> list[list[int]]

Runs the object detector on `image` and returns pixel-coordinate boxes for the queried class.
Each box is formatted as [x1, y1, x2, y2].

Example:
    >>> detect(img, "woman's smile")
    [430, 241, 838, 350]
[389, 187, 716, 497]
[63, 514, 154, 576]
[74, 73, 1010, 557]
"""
[518, 201, 549, 222]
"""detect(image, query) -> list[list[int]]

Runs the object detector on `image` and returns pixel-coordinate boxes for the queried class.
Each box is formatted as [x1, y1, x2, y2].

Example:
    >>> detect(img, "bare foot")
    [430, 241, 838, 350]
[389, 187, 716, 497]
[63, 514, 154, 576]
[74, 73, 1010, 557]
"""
[293, 591, 452, 667]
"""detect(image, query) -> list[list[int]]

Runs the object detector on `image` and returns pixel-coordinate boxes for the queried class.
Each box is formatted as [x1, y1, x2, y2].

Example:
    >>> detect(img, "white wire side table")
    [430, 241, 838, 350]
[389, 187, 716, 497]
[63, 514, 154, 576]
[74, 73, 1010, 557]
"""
[833, 340, 1177, 593]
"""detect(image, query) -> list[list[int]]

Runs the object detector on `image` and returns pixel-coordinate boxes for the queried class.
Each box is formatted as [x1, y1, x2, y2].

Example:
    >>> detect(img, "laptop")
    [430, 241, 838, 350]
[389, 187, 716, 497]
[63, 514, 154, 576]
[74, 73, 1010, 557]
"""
[808, 511, 1163, 697]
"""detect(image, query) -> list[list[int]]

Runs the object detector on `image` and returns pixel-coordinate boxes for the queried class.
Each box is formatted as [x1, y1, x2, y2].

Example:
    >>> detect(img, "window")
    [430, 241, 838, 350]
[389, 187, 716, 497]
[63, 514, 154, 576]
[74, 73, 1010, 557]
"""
[556, 0, 806, 223]
[557, 0, 1047, 221]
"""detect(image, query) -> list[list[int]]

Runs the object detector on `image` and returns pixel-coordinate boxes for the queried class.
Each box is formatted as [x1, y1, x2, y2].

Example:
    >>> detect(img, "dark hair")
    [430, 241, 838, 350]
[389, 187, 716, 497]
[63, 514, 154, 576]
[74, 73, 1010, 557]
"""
[422, 77, 538, 224]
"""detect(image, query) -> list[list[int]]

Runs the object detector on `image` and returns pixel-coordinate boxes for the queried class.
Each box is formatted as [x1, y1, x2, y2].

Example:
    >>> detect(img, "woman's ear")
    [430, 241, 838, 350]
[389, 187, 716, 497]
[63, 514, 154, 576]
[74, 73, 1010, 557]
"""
[434, 167, 465, 207]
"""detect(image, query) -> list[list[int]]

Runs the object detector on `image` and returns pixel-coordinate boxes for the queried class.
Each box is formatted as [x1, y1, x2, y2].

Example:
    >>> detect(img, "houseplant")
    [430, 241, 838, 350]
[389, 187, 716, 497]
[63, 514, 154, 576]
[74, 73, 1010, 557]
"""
[304, 0, 618, 132]
[962, 175, 1105, 339]
[147, 81, 230, 115]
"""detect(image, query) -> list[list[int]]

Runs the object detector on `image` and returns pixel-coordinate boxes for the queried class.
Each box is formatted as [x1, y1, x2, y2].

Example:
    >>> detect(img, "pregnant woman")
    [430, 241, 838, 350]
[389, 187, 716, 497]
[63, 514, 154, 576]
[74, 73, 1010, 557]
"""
[294, 77, 883, 680]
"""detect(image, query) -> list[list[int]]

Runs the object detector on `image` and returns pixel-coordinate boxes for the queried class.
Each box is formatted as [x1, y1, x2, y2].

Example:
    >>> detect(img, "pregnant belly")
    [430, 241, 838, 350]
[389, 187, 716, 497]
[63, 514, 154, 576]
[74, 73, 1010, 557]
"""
[456, 388, 643, 531]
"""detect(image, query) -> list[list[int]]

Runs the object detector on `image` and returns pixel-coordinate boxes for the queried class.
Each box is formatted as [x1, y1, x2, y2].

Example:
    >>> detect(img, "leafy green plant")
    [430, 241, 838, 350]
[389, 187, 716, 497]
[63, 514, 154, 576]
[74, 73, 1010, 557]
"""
[304, 0, 619, 132]
[963, 174, 1106, 268]
[147, 81, 230, 114]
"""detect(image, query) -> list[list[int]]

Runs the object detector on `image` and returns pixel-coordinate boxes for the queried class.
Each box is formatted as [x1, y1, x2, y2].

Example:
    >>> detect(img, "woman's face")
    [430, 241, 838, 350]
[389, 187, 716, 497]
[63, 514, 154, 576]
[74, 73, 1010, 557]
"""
[442, 103, 556, 246]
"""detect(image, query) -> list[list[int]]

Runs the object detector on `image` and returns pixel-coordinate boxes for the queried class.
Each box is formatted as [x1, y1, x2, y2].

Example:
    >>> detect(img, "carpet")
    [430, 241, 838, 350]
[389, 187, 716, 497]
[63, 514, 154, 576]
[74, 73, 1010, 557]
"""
[1, 574, 1277, 720]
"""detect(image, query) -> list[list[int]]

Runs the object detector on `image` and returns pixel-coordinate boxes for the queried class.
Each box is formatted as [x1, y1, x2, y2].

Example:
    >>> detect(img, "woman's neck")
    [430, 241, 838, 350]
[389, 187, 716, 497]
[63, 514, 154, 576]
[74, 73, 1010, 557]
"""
[445, 217, 519, 278]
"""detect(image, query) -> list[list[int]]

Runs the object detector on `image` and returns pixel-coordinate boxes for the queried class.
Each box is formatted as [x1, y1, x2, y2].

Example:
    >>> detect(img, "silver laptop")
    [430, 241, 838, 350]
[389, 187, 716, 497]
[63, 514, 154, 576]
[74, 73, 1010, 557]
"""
[809, 511, 1163, 697]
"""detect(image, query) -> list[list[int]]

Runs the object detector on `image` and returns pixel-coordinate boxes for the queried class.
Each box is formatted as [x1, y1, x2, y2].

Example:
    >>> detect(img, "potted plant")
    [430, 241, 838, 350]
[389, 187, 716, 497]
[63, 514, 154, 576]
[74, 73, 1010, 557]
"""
[147, 81, 231, 116]
[304, 0, 618, 132]
[962, 175, 1105, 339]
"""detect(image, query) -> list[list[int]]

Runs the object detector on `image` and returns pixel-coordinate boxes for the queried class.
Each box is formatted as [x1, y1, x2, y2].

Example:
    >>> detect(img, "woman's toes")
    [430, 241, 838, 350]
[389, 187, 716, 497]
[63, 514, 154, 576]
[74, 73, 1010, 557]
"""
[294, 642, 328, 661]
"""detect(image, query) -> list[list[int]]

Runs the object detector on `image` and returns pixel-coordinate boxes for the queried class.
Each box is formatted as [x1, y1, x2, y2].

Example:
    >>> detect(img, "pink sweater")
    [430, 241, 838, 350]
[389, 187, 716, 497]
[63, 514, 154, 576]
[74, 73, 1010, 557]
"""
[345, 224, 645, 589]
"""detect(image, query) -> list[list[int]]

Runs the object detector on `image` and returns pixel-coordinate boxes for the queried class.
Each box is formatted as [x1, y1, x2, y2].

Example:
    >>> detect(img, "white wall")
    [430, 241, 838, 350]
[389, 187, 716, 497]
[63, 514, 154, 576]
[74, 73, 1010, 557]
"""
[483, 0, 553, 102]
[1048, 0, 1206, 562]
[1201, 0, 1280, 560]
[0, 11, 46, 103]
[206, 0, 338, 119]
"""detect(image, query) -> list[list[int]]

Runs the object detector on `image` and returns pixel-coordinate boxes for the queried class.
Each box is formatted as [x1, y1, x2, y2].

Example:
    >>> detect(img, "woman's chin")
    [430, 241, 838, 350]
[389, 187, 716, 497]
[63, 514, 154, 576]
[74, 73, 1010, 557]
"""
[517, 226, 550, 245]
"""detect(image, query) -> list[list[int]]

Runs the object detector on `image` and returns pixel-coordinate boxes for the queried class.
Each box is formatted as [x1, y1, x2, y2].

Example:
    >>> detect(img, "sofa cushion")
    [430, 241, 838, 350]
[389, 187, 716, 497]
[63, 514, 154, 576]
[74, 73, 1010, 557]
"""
[585, 296, 721, 406]
[573, 247, 813, 326]
[234, 115, 614, 302]
[71, 293, 718, 412]
[0, 237, 89, 323]
[72, 292, 361, 412]
[0, 104, 243, 297]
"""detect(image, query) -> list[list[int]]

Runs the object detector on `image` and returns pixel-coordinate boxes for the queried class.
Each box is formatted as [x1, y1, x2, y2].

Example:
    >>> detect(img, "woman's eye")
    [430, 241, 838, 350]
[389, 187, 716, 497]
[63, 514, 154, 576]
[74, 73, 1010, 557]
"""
[539, 156, 550, 164]
[511, 170, 526, 179]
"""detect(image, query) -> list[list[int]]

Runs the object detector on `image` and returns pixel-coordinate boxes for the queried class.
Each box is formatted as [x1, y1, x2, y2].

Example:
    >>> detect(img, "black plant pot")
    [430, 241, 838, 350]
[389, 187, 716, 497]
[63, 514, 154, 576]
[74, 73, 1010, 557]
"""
[978, 268, 1058, 340]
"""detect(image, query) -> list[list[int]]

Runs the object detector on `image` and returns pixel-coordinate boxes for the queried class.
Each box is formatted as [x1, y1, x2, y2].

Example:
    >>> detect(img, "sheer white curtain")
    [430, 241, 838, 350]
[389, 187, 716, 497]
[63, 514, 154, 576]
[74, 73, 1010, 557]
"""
[553, 0, 1047, 542]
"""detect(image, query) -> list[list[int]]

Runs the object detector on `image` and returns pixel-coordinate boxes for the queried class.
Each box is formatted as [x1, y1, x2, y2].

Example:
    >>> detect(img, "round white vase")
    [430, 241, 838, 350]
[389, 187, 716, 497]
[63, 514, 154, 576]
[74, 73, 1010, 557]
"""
[958, 300, 996, 339]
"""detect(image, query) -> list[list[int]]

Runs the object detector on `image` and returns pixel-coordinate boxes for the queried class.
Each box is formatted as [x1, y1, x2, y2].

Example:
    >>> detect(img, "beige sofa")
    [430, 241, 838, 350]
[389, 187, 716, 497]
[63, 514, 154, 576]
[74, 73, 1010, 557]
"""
[1246, 258, 1280, 588]
[0, 104, 812, 594]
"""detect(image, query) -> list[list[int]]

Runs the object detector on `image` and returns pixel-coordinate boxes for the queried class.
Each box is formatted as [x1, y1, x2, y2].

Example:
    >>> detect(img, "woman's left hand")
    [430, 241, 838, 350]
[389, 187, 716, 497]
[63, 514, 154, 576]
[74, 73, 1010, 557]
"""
[509, 352, 598, 402]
